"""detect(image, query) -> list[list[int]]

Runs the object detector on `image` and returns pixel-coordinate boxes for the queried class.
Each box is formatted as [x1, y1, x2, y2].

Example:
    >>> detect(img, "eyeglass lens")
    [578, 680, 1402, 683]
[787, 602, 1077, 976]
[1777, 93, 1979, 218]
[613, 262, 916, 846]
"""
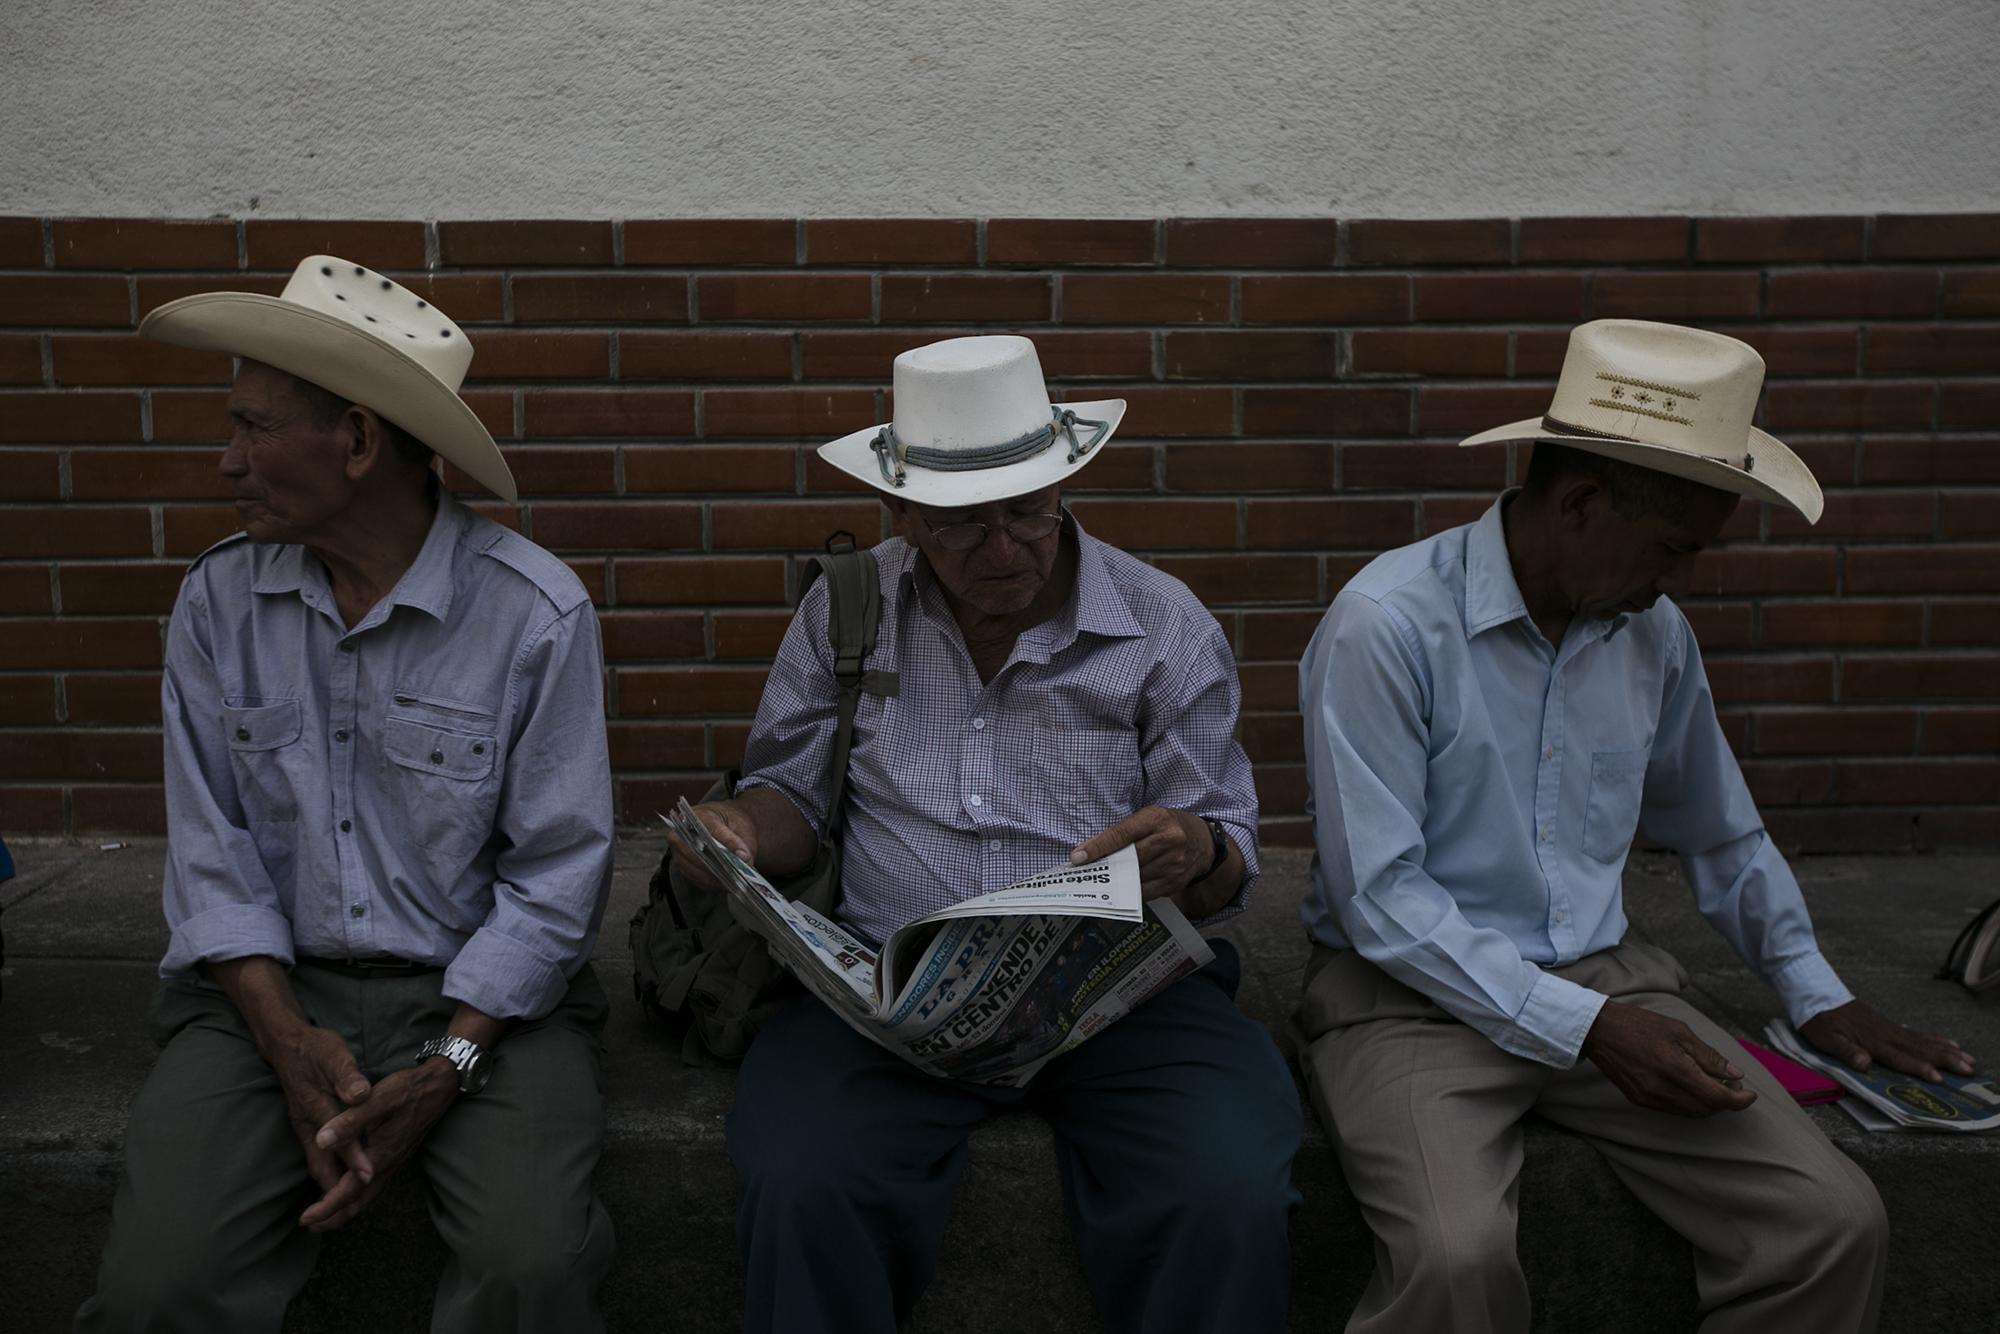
[929, 514, 1062, 551]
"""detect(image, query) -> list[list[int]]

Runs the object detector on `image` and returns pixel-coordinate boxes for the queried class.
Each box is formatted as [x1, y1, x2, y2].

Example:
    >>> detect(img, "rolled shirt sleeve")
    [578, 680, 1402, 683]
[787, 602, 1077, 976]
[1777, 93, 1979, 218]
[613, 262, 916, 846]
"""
[443, 602, 615, 1020]
[736, 578, 840, 838]
[1137, 605, 1262, 923]
[159, 577, 299, 974]
[1302, 591, 1607, 1067]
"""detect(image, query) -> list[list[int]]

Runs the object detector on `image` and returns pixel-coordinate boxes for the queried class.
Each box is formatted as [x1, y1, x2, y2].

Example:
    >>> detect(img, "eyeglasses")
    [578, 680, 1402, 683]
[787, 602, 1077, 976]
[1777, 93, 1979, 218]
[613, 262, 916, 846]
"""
[921, 511, 1063, 553]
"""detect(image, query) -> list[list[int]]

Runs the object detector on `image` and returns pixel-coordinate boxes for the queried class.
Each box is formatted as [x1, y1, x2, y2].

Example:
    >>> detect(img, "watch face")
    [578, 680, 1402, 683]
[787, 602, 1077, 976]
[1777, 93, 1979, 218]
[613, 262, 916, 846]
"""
[461, 1049, 494, 1095]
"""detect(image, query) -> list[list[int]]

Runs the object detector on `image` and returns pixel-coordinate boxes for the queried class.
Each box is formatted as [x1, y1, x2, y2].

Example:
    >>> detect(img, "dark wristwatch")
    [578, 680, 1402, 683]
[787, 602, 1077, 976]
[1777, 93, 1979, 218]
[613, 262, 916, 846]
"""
[416, 1034, 494, 1095]
[1199, 816, 1230, 880]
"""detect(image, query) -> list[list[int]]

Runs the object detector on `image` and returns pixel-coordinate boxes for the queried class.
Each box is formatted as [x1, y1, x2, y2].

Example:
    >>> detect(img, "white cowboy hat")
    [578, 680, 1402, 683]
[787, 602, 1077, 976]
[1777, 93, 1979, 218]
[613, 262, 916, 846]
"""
[139, 255, 517, 502]
[818, 335, 1125, 507]
[1460, 319, 1822, 523]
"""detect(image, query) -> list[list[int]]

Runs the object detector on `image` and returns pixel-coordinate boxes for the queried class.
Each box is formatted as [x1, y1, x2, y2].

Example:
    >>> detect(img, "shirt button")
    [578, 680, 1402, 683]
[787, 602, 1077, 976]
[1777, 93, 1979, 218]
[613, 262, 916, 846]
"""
[989, 839, 1002, 852]
[334, 729, 349, 743]
[472, 742, 485, 755]
[340, 819, 352, 833]
[1540, 827, 1552, 842]
[339, 642, 355, 653]
[969, 794, 983, 807]
[430, 749, 444, 764]
[235, 726, 250, 741]
[350, 903, 364, 918]
[972, 718, 986, 731]
[1544, 746, 1554, 760]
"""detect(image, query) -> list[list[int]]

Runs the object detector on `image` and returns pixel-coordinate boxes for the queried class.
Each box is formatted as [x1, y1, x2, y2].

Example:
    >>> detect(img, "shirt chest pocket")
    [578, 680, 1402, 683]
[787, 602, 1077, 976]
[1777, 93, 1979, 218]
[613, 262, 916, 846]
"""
[381, 712, 501, 861]
[382, 718, 497, 781]
[223, 699, 304, 823]
[1582, 747, 1651, 864]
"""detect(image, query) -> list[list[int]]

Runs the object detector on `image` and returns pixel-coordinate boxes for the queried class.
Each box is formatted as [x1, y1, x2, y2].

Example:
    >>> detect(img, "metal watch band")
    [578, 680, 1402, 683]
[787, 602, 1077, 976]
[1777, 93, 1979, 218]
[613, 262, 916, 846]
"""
[416, 1035, 490, 1093]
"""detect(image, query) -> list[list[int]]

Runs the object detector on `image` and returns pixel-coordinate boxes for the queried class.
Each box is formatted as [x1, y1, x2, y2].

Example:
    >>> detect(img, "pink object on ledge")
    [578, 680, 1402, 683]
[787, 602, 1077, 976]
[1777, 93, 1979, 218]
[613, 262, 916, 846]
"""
[1738, 1038, 1842, 1105]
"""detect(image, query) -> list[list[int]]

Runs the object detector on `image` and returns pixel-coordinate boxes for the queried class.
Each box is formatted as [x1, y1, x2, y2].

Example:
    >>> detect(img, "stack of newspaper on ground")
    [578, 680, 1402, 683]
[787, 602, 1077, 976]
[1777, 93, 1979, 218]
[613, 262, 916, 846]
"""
[667, 799, 1213, 1086]
[1763, 1021, 2000, 1132]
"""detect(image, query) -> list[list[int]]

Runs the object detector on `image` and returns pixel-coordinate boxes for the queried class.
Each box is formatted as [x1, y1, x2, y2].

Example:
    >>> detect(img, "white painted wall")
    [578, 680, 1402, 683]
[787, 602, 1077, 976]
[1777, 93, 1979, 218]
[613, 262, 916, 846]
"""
[2, 0, 1994, 219]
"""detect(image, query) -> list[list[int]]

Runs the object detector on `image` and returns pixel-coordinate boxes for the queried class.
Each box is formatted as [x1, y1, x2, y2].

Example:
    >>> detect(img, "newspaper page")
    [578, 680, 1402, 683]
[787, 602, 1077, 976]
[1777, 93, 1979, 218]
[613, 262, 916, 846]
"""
[1763, 1021, 2000, 1133]
[665, 800, 1213, 1084]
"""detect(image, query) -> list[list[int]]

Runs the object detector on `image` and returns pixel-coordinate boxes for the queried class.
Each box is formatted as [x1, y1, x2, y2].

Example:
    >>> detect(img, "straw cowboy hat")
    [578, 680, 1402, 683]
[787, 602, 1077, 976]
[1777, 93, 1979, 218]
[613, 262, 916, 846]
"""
[818, 335, 1126, 507]
[140, 255, 517, 502]
[1460, 319, 1822, 523]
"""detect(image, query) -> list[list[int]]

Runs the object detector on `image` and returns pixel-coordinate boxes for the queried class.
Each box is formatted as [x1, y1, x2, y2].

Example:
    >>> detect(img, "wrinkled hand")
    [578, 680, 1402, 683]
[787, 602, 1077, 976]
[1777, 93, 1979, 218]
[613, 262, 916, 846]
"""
[666, 801, 761, 895]
[1582, 1000, 1758, 1118]
[1070, 806, 1215, 902]
[265, 1024, 377, 1226]
[1800, 1000, 1974, 1084]
[302, 1061, 459, 1231]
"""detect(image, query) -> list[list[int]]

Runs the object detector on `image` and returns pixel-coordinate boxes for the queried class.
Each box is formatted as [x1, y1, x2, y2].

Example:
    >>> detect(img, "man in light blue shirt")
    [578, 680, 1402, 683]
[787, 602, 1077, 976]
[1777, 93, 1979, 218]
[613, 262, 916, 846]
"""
[1298, 321, 1971, 1334]
[78, 258, 616, 1333]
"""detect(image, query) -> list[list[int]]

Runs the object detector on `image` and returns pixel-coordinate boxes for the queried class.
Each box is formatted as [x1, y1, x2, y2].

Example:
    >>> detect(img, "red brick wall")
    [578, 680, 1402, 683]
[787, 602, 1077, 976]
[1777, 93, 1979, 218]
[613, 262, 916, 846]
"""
[2, 214, 1996, 850]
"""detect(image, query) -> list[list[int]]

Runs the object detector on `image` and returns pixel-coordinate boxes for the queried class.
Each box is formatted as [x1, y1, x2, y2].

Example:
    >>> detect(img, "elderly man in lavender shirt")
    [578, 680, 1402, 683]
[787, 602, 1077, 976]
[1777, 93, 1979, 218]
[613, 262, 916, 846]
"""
[671, 336, 1301, 1334]
[77, 260, 616, 1333]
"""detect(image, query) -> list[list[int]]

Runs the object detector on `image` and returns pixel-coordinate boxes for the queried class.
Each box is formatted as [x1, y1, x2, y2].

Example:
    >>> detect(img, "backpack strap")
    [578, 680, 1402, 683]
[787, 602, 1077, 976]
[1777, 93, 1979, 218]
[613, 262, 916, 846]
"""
[799, 533, 898, 832]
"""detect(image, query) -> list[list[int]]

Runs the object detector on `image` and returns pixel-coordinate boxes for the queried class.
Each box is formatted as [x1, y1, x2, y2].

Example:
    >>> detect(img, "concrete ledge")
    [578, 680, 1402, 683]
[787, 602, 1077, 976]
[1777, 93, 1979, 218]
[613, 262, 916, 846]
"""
[3, 839, 1996, 1331]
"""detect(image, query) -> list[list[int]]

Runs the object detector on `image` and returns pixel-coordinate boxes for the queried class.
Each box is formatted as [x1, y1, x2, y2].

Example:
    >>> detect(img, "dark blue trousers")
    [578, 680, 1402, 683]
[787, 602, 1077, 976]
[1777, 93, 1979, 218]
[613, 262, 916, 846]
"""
[727, 940, 1302, 1334]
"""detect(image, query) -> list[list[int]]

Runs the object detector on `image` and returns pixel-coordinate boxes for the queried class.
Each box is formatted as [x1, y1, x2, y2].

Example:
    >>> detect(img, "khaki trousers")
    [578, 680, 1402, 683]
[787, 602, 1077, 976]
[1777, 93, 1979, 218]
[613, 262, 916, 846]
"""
[1296, 941, 1887, 1334]
[76, 962, 616, 1334]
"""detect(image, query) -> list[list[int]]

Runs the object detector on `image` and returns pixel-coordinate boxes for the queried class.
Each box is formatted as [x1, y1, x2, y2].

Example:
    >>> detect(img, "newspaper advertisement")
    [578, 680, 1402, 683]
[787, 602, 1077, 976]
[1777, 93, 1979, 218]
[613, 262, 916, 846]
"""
[1763, 1021, 2000, 1133]
[666, 799, 1214, 1086]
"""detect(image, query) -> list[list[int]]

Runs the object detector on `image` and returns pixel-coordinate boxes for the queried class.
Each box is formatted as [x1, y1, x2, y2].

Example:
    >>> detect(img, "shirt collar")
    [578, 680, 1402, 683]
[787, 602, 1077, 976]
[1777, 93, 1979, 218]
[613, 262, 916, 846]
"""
[250, 489, 464, 625]
[1065, 513, 1146, 643]
[1464, 489, 1630, 647]
[1463, 492, 1532, 639]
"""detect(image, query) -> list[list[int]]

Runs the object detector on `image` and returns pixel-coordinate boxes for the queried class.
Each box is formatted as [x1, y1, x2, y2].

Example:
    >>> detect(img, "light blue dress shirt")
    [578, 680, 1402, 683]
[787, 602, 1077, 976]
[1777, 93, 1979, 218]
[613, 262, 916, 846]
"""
[738, 518, 1260, 949]
[159, 491, 614, 1021]
[1299, 493, 1851, 1068]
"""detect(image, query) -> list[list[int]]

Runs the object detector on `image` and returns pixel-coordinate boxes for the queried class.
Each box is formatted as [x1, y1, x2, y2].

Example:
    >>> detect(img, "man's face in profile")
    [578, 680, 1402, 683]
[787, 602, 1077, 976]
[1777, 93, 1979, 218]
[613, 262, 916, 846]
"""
[218, 361, 352, 546]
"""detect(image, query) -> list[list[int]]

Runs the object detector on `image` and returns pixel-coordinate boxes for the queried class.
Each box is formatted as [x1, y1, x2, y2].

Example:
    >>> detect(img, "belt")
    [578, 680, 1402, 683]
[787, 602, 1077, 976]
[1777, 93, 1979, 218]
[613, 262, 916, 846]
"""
[295, 955, 441, 978]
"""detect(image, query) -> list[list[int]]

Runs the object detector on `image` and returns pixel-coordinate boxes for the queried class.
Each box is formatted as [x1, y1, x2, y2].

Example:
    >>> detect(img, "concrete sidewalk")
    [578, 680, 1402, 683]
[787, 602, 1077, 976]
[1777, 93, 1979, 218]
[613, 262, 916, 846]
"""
[3, 838, 1997, 1331]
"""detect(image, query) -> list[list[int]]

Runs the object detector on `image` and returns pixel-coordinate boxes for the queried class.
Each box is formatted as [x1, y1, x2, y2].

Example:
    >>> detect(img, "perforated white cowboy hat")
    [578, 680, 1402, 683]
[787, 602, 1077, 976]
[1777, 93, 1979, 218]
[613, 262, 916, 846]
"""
[1460, 319, 1822, 523]
[139, 255, 517, 502]
[818, 335, 1126, 507]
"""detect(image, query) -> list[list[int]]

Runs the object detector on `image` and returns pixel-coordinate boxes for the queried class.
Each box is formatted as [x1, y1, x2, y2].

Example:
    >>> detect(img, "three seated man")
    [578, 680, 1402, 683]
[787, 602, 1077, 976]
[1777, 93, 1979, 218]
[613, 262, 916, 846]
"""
[76, 257, 1970, 1333]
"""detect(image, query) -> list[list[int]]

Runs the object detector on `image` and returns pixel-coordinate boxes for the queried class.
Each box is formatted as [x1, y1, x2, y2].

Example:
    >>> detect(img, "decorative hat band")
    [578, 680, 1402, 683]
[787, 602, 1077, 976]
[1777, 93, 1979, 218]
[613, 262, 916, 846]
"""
[1539, 413, 1754, 474]
[871, 405, 1113, 489]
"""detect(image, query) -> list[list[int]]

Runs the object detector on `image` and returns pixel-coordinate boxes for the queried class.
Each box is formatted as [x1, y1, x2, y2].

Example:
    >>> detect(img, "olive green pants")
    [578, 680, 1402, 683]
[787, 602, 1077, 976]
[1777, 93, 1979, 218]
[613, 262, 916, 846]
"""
[75, 962, 615, 1334]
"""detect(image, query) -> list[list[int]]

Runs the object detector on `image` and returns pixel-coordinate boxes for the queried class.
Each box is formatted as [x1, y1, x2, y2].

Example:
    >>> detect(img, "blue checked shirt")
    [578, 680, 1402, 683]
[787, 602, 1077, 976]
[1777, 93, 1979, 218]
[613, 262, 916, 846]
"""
[737, 518, 1261, 948]
[1300, 494, 1851, 1068]
[159, 492, 614, 1021]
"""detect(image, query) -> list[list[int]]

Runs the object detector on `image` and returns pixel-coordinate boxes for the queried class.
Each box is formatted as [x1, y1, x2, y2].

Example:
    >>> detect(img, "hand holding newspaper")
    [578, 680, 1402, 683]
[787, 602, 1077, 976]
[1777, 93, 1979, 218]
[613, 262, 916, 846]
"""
[1763, 1021, 2000, 1133]
[665, 799, 1214, 1086]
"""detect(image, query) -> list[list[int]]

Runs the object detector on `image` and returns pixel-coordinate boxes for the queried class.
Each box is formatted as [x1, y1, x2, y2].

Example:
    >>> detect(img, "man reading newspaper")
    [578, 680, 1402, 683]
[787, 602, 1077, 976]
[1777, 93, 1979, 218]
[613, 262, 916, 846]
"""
[665, 805, 1218, 1087]
[669, 336, 1301, 1334]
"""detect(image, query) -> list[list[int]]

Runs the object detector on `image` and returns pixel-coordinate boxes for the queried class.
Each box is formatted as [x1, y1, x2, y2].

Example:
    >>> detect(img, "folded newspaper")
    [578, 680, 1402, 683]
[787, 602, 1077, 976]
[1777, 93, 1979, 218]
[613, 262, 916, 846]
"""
[666, 799, 1215, 1086]
[1763, 1021, 2000, 1133]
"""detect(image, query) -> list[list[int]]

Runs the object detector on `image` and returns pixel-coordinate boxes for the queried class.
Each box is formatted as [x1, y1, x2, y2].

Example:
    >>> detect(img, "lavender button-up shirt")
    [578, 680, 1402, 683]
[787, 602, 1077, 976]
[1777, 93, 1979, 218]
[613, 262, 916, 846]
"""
[159, 492, 614, 1020]
[738, 519, 1261, 948]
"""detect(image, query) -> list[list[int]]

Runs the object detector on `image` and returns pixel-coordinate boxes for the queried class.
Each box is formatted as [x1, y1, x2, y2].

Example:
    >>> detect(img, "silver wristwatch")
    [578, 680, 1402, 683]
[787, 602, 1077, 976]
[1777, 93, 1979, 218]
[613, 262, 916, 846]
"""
[416, 1034, 495, 1094]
